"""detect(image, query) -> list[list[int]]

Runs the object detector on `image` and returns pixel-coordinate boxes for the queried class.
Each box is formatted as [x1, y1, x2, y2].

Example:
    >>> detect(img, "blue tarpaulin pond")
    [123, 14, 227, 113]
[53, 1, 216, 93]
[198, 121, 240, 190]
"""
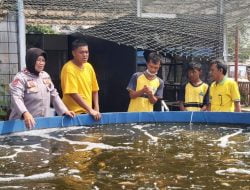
[0, 112, 250, 189]
[1, 112, 250, 135]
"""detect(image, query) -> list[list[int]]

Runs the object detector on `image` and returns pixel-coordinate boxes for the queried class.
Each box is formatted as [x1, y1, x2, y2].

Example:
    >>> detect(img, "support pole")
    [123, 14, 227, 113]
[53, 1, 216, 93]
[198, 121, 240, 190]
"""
[137, 0, 141, 17]
[234, 25, 239, 82]
[219, 0, 228, 62]
[17, 0, 26, 70]
[217, 0, 224, 58]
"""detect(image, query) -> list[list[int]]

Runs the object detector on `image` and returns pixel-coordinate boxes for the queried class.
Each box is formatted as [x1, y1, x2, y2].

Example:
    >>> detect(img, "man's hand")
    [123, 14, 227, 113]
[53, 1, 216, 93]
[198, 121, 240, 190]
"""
[144, 85, 153, 96]
[201, 106, 207, 111]
[23, 111, 36, 130]
[64, 111, 75, 117]
[143, 85, 158, 104]
[89, 109, 101, 120]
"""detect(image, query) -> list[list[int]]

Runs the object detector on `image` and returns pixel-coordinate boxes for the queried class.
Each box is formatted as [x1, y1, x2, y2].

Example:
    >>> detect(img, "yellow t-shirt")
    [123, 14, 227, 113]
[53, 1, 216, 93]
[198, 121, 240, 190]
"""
[61, 61, 99, 114]
[182, 82, 209, 111]
[127, 72, 164, 112]
[209, 77, 240, 112]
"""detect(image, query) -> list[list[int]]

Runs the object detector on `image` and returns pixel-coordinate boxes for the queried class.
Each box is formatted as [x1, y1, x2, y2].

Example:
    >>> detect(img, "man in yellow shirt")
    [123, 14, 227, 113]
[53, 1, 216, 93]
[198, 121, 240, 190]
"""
[208, 59, 241, 112]
[61, 39, 101, 120]
[127, 52, 164, 112]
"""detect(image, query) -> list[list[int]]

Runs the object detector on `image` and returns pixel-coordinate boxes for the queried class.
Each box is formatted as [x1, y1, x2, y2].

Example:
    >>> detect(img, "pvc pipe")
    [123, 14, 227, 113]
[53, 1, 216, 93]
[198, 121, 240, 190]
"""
[17, 0, 26, 70]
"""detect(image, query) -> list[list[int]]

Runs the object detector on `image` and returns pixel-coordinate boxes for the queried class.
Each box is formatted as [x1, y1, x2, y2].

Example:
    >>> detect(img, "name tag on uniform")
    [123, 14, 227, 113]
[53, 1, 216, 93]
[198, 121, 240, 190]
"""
[27, 80, 38, 93]
[43, 78, 52, 88]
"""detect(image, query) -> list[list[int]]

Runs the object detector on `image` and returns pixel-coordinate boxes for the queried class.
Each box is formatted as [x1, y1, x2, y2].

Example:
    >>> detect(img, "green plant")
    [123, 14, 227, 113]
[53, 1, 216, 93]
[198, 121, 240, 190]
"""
[0, 84, 10, 120]
[26, 24, 56, 34]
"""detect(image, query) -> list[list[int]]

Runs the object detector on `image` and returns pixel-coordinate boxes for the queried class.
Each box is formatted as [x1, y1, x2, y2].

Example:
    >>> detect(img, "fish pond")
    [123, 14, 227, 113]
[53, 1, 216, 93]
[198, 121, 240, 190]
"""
[0, 123, 250, 189]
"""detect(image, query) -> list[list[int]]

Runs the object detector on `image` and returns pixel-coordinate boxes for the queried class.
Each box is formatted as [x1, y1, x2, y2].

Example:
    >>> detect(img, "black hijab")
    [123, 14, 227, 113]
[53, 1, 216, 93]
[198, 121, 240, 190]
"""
[26, 48, 47, 75]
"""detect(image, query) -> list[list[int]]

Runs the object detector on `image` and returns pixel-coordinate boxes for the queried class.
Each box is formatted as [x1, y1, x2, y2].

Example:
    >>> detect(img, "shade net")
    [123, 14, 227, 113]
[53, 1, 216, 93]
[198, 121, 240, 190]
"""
[1, 0, 250, 58]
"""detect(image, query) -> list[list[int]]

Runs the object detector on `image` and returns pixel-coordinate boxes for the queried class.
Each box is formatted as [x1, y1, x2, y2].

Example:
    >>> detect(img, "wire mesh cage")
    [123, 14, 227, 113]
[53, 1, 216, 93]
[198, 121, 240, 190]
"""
[1, 0, 250, 59]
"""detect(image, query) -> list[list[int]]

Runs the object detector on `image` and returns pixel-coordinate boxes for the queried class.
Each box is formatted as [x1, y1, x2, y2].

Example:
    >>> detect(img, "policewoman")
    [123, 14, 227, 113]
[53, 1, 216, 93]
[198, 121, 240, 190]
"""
[9, 48, 75, 129]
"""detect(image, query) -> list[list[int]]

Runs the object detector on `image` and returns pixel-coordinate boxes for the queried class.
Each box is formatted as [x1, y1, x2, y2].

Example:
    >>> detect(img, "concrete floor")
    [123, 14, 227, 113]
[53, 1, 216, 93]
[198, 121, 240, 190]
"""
[241, 105, 250, 112]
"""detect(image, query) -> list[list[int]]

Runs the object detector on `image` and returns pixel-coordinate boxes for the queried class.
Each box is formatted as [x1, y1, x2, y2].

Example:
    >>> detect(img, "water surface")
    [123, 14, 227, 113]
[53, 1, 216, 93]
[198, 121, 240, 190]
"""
[0, 123, 249, 189]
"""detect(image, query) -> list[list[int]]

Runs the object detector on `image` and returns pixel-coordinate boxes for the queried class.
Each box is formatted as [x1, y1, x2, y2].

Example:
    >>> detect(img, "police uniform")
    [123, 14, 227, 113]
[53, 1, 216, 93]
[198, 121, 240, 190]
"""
[9, 69, 68, 120]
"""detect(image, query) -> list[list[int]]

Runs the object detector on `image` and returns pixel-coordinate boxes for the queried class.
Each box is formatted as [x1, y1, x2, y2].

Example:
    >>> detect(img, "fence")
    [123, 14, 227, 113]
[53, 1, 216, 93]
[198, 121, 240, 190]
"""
[238, 81, 250, 106]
